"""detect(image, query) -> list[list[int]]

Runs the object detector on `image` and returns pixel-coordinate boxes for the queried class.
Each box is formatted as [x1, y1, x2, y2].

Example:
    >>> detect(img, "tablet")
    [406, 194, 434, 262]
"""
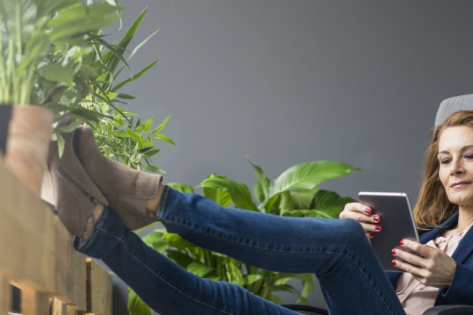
[358, 192, 420, 272]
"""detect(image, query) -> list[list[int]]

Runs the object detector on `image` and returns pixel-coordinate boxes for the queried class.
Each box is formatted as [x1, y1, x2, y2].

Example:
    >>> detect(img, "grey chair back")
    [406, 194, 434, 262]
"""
[435, 94, 473, 126]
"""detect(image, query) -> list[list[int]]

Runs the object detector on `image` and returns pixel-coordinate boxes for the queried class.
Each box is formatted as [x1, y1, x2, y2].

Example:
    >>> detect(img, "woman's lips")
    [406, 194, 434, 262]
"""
[451, 181, 472, 188]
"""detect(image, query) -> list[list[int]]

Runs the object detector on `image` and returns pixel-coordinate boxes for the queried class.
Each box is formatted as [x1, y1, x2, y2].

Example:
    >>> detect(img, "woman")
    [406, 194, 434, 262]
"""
[44, 110, 473, 315]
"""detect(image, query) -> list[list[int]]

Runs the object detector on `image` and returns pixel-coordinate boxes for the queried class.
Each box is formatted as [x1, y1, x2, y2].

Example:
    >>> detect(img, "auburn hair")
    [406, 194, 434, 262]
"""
[414, 110, 473, 230]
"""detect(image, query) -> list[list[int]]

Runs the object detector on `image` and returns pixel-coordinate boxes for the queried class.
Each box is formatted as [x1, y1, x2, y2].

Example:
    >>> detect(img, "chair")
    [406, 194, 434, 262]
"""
[280, 94, 473, 315]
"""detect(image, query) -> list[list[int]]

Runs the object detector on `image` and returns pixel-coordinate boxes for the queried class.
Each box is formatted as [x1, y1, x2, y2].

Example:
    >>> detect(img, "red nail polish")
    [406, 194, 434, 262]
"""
[391, 249, 396, 254]
[400, 240, 404, 246]
[391, 261, 397, 266]
[365, 208, 371, 214]
[373, 216, 379, 222]
[370, 232, 375, 237]
[375, 226, 381, 231]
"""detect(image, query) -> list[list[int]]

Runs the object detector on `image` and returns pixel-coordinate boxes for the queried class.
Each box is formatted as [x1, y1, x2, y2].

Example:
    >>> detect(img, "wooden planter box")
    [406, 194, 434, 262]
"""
[0, 156, 112, 315]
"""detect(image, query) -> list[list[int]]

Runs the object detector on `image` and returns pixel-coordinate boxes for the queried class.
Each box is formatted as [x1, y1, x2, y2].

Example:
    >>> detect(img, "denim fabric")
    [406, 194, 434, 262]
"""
[75, 186, 406, 315]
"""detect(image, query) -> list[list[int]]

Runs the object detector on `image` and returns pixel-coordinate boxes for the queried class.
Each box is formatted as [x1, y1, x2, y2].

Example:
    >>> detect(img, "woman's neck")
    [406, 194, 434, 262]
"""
[455, 205, 473, 232]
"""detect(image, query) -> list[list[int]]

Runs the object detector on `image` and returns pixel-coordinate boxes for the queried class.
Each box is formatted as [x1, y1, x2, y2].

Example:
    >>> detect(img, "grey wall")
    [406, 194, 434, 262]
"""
[100, 0, 473, 313]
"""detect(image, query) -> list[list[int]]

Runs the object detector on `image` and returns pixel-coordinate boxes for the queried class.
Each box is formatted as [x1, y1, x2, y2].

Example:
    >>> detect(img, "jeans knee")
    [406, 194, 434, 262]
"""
[337, 219, 366, 243]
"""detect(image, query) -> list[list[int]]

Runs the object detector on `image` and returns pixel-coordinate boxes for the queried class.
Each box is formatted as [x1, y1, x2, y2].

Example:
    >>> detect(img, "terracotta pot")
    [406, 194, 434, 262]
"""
[3, 105, 54, 196]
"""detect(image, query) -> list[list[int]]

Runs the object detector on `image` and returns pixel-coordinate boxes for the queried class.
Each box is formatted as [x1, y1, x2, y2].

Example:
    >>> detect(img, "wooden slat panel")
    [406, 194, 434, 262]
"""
[86, 259, 112, 315]
[0, 275, 11, 315]
[21, 286, 50, 315]
[0, 160, 56, 291]
[51, 297, 67, 315]
[55, 221, 87, 310]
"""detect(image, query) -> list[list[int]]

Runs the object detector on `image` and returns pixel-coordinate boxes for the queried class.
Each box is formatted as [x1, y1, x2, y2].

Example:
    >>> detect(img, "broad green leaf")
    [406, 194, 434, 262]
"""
[247, 157, 270, 200]
[225, 259, 243, 286]
[278, 191, 294, 215]
[167, 183, 194, 194]
[141, 229, 168, 253]
[311, 189, 356, 209]
[243, 274, 262, 286]
[202, 174, 232, 207]
[38, 64, 74, 87]
[268, 294, 283, 305]
[166, 249, 193, 269]
[269, 161, 361, 198]
[154, 134, 176, 146]
[145, 164, 166, 174]
[263, 193, 280, 214]
[164, 233, 195, 250]
[197, 177, 258, 211]
[187, 261, 214, 278]
[282, 207, 343, 219]
[276, 273, 314, 298]
[151, 115, 170, 133]
[144, 149, 160, 158]
[253, 182, 265, 203]
[128, 289, 152, 315]
[272, 284, 310, 305]
[291, 190, 316, 210]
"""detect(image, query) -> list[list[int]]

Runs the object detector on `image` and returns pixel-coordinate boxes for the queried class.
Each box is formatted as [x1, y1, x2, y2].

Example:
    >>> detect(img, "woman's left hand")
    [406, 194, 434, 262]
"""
[391, 239, 457, 288]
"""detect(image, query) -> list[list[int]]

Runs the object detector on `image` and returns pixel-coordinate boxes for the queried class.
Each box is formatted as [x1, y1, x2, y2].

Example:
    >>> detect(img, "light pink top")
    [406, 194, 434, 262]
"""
[396, 228, 469, 315]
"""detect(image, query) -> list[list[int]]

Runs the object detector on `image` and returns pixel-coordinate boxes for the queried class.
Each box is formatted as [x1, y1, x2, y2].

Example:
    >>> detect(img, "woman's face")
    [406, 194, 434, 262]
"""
[438, 126, 473, 208]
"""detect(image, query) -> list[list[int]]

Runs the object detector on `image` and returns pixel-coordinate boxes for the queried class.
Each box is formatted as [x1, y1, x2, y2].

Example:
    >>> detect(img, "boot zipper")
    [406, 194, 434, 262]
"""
[58, 166, 99, 206]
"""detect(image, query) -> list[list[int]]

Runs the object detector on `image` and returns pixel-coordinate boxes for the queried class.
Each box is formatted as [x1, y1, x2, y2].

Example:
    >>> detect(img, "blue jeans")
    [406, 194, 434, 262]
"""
[75, 187, 406, 315]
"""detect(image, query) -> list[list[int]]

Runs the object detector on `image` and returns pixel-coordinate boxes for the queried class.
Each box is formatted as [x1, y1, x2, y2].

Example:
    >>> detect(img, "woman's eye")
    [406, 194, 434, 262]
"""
[441, 158, 451, 165]
[465, 154, 473, 160]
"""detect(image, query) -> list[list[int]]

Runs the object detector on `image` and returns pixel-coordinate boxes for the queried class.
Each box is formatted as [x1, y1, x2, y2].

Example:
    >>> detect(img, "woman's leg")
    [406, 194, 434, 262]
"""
[74, 206, 298, 315]
[157, 187, 406, 315]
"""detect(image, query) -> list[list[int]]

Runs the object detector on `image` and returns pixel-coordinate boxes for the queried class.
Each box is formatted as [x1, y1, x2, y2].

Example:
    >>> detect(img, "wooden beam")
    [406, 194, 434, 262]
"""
[86, 259, 112, 315]
[0, 275, 11, 315]
[21, 286, 50, 315]
[51, 297, 67, 315]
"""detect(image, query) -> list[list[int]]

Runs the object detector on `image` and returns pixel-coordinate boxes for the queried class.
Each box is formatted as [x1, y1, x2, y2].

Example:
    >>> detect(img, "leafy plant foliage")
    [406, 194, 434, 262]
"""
[129, 159, 360, 314]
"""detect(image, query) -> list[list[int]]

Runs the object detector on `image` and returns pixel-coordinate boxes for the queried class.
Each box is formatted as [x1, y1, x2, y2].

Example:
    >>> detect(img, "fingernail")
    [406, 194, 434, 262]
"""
[373, 216, 379, 222]
[365, 208, 371, 214]
[375, 226, 381, 231]
[400, 240, 404, 246]
[391, 249, 396, 254]
[370, 232, 375, 237]
[391, 261, 397, 266]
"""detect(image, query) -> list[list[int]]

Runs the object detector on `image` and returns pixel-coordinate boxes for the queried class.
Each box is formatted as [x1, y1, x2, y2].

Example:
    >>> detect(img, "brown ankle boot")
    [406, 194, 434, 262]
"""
[42, 117, 109, 240]
[73, 125, 163, 230]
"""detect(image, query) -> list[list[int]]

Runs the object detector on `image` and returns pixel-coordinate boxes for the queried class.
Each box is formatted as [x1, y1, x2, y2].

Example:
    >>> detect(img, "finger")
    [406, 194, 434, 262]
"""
[343, 211, 380, 224]
[400, 239, 432, 258]
[391, 248, 424, 268]
[391, 259, 425, 277]
[345, 202, 373, 215]
[359, 222, 382, 233]
[366, 232, 376, 239]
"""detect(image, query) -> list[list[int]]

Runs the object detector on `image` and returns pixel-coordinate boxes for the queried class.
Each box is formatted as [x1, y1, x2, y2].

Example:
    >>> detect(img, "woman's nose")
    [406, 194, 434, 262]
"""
[450, 158, 465, 174]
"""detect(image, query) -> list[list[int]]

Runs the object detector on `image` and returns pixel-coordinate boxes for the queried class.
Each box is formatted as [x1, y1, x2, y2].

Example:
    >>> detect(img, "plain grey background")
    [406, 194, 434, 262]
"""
[97, 0, 473, 313]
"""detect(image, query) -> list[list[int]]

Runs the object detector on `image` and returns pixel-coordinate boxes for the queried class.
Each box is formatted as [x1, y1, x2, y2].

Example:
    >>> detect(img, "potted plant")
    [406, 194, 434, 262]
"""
[128, 158, 360, 314]
[0, 0, 122, 194]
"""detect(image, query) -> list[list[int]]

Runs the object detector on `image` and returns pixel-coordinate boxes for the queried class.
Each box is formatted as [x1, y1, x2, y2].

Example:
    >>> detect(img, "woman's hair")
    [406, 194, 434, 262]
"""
[414, 110, 473, 230]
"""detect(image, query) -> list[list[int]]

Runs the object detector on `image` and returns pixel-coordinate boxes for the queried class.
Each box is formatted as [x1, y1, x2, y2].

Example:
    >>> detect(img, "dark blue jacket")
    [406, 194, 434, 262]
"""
[386, 212, 473, 306]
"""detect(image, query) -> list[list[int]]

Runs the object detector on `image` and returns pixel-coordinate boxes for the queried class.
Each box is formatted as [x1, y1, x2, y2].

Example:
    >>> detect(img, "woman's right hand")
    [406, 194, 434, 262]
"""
[339, 202, 381, 239]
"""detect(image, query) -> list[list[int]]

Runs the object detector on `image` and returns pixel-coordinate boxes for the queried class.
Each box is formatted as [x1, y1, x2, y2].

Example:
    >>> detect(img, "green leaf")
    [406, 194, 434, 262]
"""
[311, 189, 356, 209]
[111, 59, 158, 92]
[276, 273, 314, 298]
[201, 174, 232, 207]
[154, 134, 176, 146]
[128, 29, 159, 61]
[135, 116, 154, 133]
[268, 294, 283, 305]
[55, 120, 82, 133]
[55, 130, 65, 158]
[128, 289, 152, 315]
[291, 187, 318, 210]
[186, 261, 214, 278]
[247, 157, 270, 200]
[269, 161, 361, 198]
[145, 164, 165, 174]
[167, 183, 194, 194]
[144, 149, 160, 158]
[197, 177, 258, 211]
[38, 64, 75, 87]
[117, 93, 136, 99]
[253, 182, 265, 203]
[163, 233, 195, 250]
[282, 207, 343, 219]
[166, 249, 193, 269]
[125, 127, 142, 141]
[278, 191, 294, 215]
[243, 274, 263, 286]
[151, 115, 170, 133]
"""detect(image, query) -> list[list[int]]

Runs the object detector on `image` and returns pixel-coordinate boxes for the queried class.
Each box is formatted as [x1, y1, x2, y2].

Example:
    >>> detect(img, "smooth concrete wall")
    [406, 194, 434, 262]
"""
[99, 0, 473, 313]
